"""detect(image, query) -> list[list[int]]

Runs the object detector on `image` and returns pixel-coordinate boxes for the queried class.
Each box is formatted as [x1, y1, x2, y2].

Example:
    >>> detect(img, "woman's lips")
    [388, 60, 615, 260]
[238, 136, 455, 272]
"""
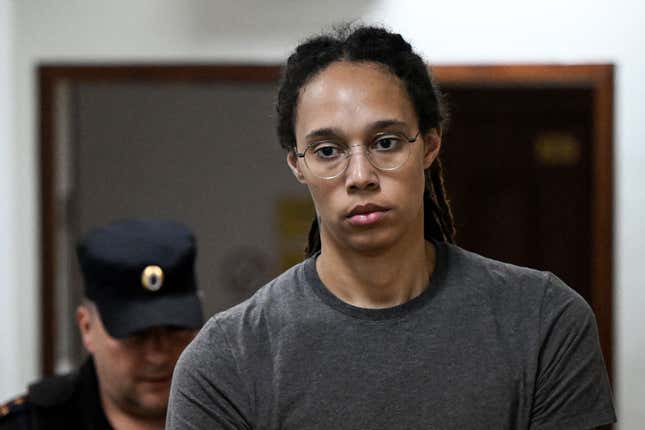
[347, 209, 388, 226]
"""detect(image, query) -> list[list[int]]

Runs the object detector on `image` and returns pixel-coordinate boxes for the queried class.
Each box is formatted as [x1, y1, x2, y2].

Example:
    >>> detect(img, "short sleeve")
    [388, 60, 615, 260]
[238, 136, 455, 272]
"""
[167, 317, 253, 430]
[530, 273, 616, 430]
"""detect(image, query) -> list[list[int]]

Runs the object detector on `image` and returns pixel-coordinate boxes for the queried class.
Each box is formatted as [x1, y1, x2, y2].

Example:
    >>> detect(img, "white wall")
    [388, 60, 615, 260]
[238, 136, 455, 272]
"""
[0, 0, 22, 402]
[8, 0, 645, 427]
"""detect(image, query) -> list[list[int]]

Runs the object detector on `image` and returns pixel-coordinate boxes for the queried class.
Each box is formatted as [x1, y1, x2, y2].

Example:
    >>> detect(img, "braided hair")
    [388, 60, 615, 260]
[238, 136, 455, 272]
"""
[276, 25, 456, 257]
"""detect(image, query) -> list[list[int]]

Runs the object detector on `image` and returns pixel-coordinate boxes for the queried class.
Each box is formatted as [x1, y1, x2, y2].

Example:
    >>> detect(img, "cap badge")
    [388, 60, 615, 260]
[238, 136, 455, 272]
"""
[141, 265, 164, 291]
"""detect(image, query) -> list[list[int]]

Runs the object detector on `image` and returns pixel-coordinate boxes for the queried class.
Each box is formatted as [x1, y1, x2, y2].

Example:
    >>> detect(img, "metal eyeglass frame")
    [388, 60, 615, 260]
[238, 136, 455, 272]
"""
[294, 130, 421, 180]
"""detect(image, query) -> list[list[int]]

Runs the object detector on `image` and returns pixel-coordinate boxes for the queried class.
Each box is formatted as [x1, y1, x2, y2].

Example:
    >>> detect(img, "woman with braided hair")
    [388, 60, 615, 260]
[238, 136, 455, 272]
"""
[275, 25, 456, 257]
[167, 25, 615, 429]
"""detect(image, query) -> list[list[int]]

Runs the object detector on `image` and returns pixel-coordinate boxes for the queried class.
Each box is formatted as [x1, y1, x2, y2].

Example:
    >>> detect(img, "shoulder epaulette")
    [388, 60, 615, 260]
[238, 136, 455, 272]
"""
[0, 395, 28, 420]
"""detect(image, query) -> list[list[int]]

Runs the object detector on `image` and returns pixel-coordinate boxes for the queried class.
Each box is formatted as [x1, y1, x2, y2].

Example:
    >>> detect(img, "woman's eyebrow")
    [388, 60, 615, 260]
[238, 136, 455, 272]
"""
[370, 119, 409, 131]
[305, 120, 409, 140]
[305, 127, 344, 140]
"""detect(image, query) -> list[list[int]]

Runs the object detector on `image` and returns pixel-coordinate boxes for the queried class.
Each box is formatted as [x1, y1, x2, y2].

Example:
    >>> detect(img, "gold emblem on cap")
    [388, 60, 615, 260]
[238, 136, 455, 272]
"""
[141, 265, 164, 291]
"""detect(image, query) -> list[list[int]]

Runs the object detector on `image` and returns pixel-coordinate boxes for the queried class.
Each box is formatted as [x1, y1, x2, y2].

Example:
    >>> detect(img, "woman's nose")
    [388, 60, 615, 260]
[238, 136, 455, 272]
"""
[345, 145, 379, 191]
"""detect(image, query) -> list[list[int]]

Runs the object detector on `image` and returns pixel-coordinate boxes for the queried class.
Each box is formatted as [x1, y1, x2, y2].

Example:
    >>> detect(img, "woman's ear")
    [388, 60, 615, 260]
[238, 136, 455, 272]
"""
[287, 151, 307, 184]
[423, 128, 442, 169]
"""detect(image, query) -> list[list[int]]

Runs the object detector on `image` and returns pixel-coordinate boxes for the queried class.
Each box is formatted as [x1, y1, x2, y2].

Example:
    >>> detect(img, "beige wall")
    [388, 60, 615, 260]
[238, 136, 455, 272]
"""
[0, 0, 21, 399]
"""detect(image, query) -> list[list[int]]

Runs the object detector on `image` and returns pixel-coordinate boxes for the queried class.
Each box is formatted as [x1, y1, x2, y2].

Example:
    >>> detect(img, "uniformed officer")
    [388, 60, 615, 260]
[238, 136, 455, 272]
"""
[0, 218, 204, 429]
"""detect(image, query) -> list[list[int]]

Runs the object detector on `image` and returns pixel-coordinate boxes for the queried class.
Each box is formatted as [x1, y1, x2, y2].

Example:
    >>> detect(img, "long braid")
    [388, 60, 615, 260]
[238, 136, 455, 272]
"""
[423, 174, 444, 241]
[305, 217, 321, 257]
[428, 159, 456, 243]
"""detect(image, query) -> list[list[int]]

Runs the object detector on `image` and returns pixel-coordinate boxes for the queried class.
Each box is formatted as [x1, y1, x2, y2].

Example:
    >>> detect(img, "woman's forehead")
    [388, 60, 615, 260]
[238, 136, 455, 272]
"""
[295, 61, 416, 135]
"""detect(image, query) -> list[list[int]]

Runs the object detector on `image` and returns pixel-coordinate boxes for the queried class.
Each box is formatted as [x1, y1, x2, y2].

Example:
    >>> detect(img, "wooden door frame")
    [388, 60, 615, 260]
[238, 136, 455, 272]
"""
[39, 64, 613, 380]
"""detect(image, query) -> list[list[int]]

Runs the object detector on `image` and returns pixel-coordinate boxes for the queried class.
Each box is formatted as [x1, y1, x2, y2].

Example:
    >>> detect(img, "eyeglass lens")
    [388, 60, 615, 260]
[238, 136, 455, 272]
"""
[304, 133, 414, 179]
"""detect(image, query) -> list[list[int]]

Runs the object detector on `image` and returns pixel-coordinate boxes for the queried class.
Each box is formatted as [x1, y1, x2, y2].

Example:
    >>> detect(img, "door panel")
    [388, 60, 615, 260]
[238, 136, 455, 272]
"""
[442, 87, 593, 302]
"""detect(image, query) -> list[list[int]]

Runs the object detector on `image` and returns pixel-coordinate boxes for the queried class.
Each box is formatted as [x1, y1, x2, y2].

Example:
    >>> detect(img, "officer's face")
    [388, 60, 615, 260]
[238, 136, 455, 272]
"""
[77, 304, 196, 421]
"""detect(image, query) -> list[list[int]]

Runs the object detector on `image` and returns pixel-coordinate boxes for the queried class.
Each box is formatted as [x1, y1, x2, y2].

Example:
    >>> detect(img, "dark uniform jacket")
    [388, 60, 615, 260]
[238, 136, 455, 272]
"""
[0, 358, 112, 429]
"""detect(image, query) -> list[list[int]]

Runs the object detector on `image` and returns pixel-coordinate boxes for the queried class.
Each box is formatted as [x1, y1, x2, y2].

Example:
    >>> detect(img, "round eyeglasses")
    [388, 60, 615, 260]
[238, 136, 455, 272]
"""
[295, 131, 421, 180]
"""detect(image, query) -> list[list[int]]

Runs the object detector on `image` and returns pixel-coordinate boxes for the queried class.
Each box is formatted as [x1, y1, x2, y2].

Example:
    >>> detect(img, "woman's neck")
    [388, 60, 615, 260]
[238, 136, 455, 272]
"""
[316, 234, 436, 309]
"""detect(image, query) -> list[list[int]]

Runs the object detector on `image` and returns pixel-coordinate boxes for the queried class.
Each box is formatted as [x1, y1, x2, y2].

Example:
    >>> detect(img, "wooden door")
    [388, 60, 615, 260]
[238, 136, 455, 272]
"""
[434, 65, 614, 386]
[442, 86, 593, 300]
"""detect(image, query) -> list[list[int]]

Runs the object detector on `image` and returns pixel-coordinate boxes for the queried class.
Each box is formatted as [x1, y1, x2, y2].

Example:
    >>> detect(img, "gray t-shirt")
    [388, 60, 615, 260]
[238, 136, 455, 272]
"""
[167, 242, 615, 429]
